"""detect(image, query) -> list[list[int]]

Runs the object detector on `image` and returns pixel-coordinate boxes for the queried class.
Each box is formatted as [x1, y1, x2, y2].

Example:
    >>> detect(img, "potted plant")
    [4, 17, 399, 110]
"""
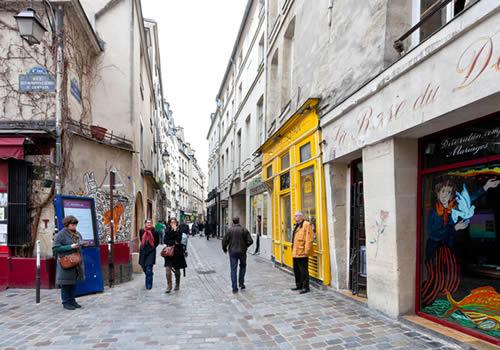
[90, 125, 107, 141]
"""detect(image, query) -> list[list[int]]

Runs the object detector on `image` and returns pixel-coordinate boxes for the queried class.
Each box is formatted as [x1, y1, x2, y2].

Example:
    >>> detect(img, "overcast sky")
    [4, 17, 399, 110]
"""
[141, 0, 247, 175]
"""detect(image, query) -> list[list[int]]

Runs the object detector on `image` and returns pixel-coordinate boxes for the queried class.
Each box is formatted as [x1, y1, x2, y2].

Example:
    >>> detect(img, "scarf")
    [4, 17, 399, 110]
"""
[67, 229, 80, 243]
[435, 198, 456, 226]
[141, 228, 155, 248]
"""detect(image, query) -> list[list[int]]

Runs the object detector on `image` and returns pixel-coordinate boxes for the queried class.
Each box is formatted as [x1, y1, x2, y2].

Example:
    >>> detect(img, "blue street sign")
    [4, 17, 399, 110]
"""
[19, 66, 55, 92]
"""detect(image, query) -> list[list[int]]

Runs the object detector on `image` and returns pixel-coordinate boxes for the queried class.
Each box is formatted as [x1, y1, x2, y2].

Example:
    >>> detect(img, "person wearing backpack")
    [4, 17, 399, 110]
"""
[163, 217, 187, 293]
[222, 217, 253, 293]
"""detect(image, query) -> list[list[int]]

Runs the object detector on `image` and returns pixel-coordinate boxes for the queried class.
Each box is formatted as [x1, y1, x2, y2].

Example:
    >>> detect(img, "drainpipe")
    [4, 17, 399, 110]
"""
[129, 0, 135, 124]
[54, 5, 64, 195]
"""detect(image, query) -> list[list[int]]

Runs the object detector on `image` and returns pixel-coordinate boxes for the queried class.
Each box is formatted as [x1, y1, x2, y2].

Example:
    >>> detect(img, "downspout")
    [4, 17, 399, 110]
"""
[129, 0, 135, 124]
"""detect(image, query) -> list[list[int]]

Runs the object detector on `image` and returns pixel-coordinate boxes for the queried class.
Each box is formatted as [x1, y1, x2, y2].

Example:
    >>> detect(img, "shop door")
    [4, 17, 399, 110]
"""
[349, 159, 367, 297]
[280, 194, 293, 267]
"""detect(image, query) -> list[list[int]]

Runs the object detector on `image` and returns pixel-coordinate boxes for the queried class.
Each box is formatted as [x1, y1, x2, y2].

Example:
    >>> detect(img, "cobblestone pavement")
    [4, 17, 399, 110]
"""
[0, 236, 464, 350]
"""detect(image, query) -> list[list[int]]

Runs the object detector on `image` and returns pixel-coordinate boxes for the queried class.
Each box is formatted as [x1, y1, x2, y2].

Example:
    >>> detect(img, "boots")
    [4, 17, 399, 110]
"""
[165, 268, 172, 293]
[174, 270, 180, 291]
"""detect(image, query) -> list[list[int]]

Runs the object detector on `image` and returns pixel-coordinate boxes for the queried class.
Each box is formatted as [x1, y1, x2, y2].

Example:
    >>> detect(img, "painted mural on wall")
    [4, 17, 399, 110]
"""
[421, 166, 500, 339]
[69, 171, 132, 242]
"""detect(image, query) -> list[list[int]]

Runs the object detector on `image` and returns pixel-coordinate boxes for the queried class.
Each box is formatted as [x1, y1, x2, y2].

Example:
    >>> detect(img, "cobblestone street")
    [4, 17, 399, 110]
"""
[0, 237, 463, 350]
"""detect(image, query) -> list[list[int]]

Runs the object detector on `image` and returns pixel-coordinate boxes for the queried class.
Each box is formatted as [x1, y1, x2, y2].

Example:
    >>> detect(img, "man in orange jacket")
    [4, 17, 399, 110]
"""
[291, 211, 313, 294]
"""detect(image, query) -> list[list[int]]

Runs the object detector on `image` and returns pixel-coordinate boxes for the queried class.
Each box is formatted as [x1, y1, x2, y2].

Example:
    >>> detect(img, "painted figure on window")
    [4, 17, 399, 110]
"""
[422, 177, 499, 306]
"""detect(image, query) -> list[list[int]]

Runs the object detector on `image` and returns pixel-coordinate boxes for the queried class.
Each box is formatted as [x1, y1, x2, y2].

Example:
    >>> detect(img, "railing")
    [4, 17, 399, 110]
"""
[66, 119, 134, 151]
[394, 0, 454, 53]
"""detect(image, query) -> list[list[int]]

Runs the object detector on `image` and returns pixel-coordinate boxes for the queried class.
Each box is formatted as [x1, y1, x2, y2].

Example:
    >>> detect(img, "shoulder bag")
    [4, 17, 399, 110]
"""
[59, 252, 82, 269]
[161, 245, 175, 257]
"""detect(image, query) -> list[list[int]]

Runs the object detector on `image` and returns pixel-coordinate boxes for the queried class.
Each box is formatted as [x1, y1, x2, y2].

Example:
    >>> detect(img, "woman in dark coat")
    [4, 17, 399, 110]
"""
[53, 215, 85, 310]
[164, 218, 187, 293]
[139, 219, 160, 290]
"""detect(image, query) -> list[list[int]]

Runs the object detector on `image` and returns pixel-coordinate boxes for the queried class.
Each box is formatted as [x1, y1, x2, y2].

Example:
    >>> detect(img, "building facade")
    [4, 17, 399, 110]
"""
[206, 0, 270, 253]
[208, 0, 499, 345]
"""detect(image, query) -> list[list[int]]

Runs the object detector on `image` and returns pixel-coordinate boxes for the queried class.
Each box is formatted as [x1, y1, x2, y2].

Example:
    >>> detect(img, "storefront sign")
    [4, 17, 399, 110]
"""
[19, 66, 55, 93]
[323, 8, 500, 162]
[422, 117, 500, 169]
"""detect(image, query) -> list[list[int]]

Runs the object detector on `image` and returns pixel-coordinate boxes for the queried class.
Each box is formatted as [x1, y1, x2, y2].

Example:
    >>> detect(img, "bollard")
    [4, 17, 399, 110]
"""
[35, 240, 40, 304]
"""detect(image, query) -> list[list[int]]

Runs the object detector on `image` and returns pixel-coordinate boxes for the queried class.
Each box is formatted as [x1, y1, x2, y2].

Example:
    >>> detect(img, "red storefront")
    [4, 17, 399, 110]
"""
[417, 113, 500, 345]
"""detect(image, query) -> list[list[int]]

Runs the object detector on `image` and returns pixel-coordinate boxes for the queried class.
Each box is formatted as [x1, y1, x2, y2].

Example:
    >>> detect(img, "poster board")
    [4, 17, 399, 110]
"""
[54, 196, 99, 246]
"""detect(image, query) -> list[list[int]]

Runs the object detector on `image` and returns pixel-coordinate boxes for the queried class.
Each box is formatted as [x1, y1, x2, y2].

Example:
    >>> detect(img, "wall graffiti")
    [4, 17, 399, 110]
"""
[77, 171, 132, 242]
[369, 210, 389, 258]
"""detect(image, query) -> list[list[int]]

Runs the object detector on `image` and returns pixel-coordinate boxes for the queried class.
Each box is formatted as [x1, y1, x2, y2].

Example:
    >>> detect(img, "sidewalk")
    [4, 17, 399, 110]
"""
[0, 236, 465, 349]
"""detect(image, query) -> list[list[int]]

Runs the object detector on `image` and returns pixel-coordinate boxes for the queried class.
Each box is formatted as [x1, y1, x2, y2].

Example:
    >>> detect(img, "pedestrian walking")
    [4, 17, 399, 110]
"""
[179, 219, 190, 236]
[252, 215, 262, 255]
[53, 215, 85, 310]
[138, 219, 161, 290]
[198, 221, 205, 235]
[155, 220, 166, 243]
[222, 217, 253, 293]
[163, 218, 187, 293]
[291, 211, 313, 294]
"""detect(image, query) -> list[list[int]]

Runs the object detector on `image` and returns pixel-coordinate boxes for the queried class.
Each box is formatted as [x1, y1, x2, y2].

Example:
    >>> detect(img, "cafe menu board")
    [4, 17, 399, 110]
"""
[62, 198, 97, 245]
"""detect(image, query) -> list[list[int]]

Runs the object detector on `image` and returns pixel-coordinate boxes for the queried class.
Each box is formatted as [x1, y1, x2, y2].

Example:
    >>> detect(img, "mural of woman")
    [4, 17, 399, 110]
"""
[422, 177, 499, 306]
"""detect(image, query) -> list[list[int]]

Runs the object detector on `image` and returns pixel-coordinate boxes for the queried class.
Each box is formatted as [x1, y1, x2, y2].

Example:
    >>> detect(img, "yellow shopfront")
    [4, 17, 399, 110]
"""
[259, 99, 331, 285]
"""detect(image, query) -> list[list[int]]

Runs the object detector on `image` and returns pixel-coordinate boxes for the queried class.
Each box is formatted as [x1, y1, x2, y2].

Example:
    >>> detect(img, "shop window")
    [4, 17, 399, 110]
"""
[281, 152, 290, 170]
[0, 162, 7, 245]
[263, 192, 268, 236]
[299, 142, 311, 162]
[300, 166, 316, 237]
[266, 164, 273, 179]
[281, 194, 292, 242]
[420, 162, 500, 340]
[280, 171, 290, 191]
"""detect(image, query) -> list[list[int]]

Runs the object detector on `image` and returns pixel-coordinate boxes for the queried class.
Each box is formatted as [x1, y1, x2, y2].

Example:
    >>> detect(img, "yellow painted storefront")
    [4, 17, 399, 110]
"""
[259, 99, 331, 285]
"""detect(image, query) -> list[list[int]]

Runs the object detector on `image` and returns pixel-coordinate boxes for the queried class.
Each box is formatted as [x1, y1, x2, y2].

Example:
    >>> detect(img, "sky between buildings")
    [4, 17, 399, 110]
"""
[141, 0, 248, 176]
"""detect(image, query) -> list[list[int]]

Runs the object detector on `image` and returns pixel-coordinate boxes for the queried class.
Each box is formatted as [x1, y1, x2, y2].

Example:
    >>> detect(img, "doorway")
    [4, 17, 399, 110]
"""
[349, 159, 367, 297]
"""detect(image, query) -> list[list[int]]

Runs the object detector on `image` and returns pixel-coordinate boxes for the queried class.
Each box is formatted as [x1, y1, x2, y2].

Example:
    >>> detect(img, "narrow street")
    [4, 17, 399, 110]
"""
[0, 236, 460, 350]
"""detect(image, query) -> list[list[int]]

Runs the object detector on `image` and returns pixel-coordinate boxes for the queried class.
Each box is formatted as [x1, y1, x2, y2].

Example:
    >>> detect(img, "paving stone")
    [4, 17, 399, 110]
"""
[0, 237, 463, 349]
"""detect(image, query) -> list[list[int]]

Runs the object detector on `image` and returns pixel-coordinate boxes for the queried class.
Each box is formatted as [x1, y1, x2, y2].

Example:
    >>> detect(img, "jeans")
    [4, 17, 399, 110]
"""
[293, 257, 309, 290]
[229, 252, 247, 290]
[143, 265, 154, 289]
[61, 284, 76, 306]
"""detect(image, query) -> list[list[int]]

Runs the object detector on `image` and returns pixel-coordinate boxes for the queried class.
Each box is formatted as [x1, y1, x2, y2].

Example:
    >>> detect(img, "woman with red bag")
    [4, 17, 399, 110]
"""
[138, 219, 161, 290]
[53, 216, 85, 310]
[163, 218, 187, 293]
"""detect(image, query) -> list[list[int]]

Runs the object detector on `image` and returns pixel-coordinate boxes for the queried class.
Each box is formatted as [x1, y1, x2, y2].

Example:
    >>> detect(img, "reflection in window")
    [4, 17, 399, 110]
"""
[281, 195, 292, 242]
[280, 171, 290, 191]
[300, 166, 316, 238]
[420, 163, 500, 339]
[263, 192, 268, 236]
[300, 143, 311, 162]
[266, 165, 273, 178]
[281, 152, 290, 170]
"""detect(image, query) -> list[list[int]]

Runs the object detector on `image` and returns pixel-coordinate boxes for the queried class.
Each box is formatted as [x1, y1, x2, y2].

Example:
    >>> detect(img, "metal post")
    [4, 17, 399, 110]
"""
[54, 5, 64, 195]
[35, 240, 40, 303]
[108, 171, 115, 287]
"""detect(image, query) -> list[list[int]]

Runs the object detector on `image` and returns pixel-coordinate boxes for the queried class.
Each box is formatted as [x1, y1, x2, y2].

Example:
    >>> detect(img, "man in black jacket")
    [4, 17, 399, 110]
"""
[222, 217, 253, 293]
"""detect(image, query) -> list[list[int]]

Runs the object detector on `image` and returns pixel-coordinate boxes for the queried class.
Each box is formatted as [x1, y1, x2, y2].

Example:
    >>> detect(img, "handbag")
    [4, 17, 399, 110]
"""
[59, 252, 82, 269]
[161, 245, 175, 257]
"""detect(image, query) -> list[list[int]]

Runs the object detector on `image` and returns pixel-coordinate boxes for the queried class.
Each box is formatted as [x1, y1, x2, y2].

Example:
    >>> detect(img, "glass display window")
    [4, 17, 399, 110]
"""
[419, 163, 500, 340]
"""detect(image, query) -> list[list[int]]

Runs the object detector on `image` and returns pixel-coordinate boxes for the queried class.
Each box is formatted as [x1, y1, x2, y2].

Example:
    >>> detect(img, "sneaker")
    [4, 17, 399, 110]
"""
[232, 288, 238, 294]
[239, 284, 246, 290]
[63, 304, 76, 310]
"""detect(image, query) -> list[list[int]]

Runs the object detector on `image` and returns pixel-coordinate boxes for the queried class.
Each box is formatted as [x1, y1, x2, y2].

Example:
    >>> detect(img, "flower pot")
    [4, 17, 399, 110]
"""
[90, 125, 107, 141]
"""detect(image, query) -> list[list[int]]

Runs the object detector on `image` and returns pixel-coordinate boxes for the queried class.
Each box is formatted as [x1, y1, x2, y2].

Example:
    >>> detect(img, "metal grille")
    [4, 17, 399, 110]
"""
[7, 160, 31, 246]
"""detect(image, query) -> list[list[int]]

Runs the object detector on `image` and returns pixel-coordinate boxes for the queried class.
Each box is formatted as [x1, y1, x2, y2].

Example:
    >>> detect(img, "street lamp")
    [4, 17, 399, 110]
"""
[14, 1, 63, 196]
[14, 8, 47, 45]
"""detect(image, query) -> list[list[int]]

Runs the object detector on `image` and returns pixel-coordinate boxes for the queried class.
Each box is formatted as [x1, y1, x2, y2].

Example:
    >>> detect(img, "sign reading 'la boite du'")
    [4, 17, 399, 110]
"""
[19, 66, 55, 93]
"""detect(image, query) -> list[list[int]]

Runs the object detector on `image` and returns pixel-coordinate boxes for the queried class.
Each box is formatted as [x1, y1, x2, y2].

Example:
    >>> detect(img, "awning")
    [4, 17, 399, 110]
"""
[0, 137, 25, 160]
